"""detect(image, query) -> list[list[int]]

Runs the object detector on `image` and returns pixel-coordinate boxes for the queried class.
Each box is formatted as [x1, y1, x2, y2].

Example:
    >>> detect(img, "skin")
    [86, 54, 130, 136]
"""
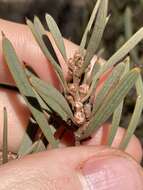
[0, 19, 143, 189]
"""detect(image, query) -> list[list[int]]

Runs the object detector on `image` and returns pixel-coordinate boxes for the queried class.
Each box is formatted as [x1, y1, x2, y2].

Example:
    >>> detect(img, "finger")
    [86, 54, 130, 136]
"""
[83, 124, 143, 163]
[0, 19, 78, 87]
[0, 146, 142, 190]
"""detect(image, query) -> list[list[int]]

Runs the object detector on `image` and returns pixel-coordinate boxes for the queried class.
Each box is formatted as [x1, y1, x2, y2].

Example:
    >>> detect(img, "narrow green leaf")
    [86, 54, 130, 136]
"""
[88, 61, 101, 85]
[2, 107, 8, 164]
[18, 132, 32, 157]
[42, 34, 61, 66]
[34, 16, 45, 34]
[19, 141, 39, 156]
[45, 14, 67, 60]
[79, 68, 140, 140]
[83, 0, 108, 71]
[108, 58, 130, 145]
[124, 7, 133, 40]
[102, 27, 143, 74]
[20, 140, 46, 156]
[3, 36, 58, 148]
[25, 68, 52, 113]
[30, 75, 73, 121]
[92, 62, 125, 115]
[124, 7, 140, 66]
[90, 27, 143, 90]
[80, 0, 101, 50]
[120, 74, 143, 149]
[82, 62, 101, 102]
[27, 19, 66, 90]
[34, 90, 52, 113]
[33, 140, 46, 153]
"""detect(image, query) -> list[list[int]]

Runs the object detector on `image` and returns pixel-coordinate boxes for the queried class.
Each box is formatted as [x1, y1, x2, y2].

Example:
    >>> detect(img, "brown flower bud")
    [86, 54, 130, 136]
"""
[84, 103, 92, 119]
[74, 66, 81, 77]
[67, 58, 74, 70]
[79, 84, 89, 95]
[68, 83, 77, 95]
[67, 70, 73, 81]
[66, 95, 74, 105]
[74, 51, 81, 61]
[74, 111, 85, 125]
[75, 59, 84, 68]
[74, 101, 83, 111]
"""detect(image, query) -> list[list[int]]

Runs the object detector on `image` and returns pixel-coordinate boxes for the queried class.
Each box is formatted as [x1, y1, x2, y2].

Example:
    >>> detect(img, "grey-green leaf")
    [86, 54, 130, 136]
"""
[33, 140, 46, 153]
[20, 140, 46, 156]
[79, 68, 140, 140]
[27, 19, 66, 90]
[102, 27, 143, 74]
[80, 0, 101, 51]
[90, 27, 143, 89]
[120, 74, 143, 149]
[88, 61, 101, 85]
[2, 107, 8, 164]
[108, 58, 130, 145]
[25, 68, 52, 113]
[92, 62, 125, 115]
[17, 132, 32, 157]
[45, 14, 67, 60]
[82, 0, 108, 71]
[124, 7, 140, 67]
[3, 36, 58, 148]
[30, 75, 73, 121]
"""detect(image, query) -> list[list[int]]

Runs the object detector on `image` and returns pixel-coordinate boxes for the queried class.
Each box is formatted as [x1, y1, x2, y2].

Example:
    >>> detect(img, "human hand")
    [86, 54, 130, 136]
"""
[0, 19, 143, 190]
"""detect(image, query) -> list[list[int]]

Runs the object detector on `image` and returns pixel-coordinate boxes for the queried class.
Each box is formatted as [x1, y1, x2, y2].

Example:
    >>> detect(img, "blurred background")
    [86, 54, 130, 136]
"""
[0, 0, 143, 144]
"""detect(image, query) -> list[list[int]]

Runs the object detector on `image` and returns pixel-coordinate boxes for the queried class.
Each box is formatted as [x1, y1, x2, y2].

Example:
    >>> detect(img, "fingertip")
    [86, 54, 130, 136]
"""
[83, 124, 143, 163]
[0, 146, 142, 190]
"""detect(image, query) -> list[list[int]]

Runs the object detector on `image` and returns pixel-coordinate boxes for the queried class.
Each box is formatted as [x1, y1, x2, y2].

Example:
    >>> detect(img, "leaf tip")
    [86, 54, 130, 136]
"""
[34, 15, 39, 22]
[1, 31, 7, 41]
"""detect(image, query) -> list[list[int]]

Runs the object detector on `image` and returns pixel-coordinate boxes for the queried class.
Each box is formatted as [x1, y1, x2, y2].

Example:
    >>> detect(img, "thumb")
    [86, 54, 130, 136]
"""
[0, 146, 142, 190]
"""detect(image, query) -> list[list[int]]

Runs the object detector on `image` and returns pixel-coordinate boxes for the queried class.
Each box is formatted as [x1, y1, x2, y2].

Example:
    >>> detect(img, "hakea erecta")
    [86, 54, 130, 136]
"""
[1, 0, 143, 161]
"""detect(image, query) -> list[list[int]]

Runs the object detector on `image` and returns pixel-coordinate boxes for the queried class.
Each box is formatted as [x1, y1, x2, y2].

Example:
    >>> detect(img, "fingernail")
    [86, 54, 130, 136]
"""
[79, 155, 143, 190]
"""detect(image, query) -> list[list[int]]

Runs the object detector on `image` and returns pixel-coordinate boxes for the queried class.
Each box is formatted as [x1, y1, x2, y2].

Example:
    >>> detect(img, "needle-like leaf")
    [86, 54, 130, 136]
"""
[124, 7, 140, 66]
[78, 68, 140, 140]
[102, 27, 143, 74]
[3, 36, 58, 148]
[92, 62, 125, 115]
[2, 107, 8, 164]
[108, 58, 130, 145]
[45, 14, 67, 60]
[30, 75, 73, 121]
[90, 27, 143, 91]
[88, 61, 101, 85]
[25, 68, 52, 113]
[17, 133, 33, 157]
[19, 140, 46, 156]
[80, 0, 101, 51]
[120, 74, 143, 149]
[27, 19, 66, 90]
[34, 17, 61, 67]
[82, 0, 108, 71]
[33, 140, 46, 153]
